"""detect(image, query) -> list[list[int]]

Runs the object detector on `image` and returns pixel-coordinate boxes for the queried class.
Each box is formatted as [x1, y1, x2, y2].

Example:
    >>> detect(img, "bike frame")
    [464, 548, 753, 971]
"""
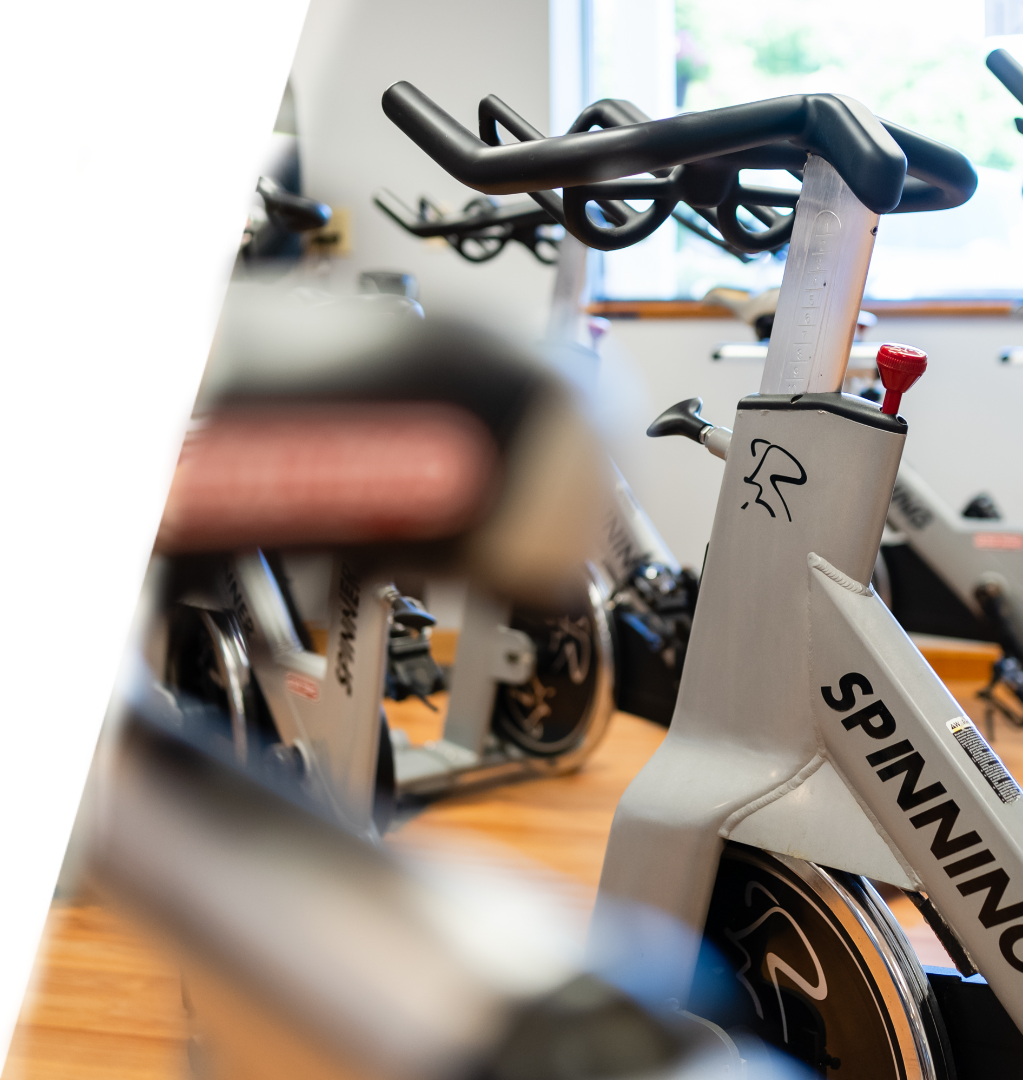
[592, 155, 1023, 1031]
[191, 549, 615, 829]
[375, 192, 685, 591]
[886, 462, 1023, 645]
[554, 240, 684, 588]
[709, 332, 1023, 650]
[216, 551, 392, 838]
[399, 572, 614, 796]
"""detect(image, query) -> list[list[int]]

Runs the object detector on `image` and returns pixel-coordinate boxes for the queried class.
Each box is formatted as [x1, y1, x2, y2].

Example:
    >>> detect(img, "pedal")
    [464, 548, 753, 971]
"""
[388, 591, 436, 630]
[611, 562, 698, 726]
[386, 630, 445, 704]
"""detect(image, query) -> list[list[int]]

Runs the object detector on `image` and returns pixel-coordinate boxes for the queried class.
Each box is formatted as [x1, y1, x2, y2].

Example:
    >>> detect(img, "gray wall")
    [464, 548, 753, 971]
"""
[290, 0, 556, 340]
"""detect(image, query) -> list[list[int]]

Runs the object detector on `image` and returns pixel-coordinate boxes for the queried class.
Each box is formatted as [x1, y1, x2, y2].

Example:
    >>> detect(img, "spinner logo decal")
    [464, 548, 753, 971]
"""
[741, 439, 807, 522]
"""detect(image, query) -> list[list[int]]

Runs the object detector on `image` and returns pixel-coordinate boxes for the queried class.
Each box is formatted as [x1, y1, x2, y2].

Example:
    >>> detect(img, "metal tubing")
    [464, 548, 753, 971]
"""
[761, 156, 879, 396]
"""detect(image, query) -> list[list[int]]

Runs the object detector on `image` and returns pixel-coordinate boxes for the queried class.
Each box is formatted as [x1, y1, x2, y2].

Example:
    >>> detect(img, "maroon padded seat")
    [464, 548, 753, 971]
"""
[155, 402, 499, 554]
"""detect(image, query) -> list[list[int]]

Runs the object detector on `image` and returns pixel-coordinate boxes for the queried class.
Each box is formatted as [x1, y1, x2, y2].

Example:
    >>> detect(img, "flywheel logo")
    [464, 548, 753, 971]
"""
[741, 439, 807, 522]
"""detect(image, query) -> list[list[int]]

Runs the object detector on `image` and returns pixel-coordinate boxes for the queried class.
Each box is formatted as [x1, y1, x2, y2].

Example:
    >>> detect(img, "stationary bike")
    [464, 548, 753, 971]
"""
[384, 77, 1023, 1075]
[149, 311, 616, 838]
[374, 190, 700, 726]
[705, 280, 1023, 733]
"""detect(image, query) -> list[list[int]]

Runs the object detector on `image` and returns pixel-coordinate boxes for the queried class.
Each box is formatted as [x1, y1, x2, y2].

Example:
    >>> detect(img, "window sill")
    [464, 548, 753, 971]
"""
[586, 299, 1019, 320]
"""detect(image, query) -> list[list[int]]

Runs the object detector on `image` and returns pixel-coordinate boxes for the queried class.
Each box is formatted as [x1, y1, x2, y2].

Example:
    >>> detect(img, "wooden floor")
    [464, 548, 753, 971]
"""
[5, 639, 1022, 1079]
[0, 907, 188, 1080]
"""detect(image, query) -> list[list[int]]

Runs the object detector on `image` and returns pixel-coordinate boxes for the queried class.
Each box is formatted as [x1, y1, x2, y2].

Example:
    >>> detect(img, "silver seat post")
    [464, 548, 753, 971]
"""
[761, 154, 880, 396]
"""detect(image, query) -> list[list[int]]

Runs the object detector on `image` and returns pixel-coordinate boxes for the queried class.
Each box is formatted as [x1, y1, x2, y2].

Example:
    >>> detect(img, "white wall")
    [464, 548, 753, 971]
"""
[289, 0, 556, 341]
[863, 317, 1023, 515]
[601, 316, 1023, 570]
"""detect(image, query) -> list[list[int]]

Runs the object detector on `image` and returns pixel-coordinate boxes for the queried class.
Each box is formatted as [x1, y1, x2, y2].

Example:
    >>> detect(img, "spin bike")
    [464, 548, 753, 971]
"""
[374, 187, 699, 727]
[704, 280, 1023, 731]
[150, 311, 615, 838]
[384, 78, 1023, 1074]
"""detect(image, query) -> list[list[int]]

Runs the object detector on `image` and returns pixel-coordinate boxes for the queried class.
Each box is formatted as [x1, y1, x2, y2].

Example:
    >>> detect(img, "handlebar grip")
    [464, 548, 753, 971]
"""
[881, 121, 979, 212]
[988, 48, 1023, 108]
[567, 98, 658, 135]
[373, 189, 432, 235]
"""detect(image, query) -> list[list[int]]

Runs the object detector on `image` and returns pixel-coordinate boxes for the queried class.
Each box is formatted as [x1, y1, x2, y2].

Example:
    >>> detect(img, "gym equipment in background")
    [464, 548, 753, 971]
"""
[237, 82, 332, 269]
[375, 187, 699, 727]
[148, 310, 615, 836]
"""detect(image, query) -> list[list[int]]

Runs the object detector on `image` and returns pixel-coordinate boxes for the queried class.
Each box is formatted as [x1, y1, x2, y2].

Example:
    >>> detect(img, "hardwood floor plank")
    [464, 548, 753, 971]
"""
[1, 906, 186, 1080]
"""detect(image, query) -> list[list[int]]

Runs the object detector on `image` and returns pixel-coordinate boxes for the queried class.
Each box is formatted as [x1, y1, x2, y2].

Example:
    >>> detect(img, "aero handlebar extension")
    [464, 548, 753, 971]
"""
[382, 82, 977, 252]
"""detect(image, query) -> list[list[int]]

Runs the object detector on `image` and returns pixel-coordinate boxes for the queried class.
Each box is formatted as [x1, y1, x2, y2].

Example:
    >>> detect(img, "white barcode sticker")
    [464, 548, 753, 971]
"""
[947, 718, 1022, 804]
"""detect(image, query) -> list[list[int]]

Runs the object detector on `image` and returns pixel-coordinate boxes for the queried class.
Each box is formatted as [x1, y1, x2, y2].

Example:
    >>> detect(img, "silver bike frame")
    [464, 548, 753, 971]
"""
[710, 321, 1023, 637]
[886, 462, 1023, 636]
[225, 551, 392, 838]
[547, 233, 684, 587]
[208, 551, 615, 821]
[395, 571, 615, 797]
[592, 155, 1023, 1031]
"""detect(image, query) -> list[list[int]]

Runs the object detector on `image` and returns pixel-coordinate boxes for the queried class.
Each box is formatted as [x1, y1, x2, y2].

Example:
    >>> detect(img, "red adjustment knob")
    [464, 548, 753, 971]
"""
[876, 343, 928, 416]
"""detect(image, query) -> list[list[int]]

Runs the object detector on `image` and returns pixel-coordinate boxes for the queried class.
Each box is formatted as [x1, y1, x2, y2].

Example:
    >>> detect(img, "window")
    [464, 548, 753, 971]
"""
[571, 0, 1023, 300]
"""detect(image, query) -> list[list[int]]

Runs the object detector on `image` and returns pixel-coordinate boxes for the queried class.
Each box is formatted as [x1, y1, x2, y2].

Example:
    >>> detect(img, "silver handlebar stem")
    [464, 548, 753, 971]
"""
[761, 155, 879, 396]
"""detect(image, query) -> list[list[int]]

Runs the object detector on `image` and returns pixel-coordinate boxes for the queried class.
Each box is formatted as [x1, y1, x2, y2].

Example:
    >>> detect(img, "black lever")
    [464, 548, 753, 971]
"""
[257, 177, 332, 234]
[647, 398, 711, 444]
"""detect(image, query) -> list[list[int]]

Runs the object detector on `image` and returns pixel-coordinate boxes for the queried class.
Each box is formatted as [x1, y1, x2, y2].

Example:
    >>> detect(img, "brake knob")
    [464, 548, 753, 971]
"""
[876, 343, 928, 415]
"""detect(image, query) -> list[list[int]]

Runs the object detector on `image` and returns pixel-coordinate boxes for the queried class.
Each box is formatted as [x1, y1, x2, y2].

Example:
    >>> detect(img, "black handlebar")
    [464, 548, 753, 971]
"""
[373, 189, 559, 263]
[375, 187, 762, 265]
[988, 48, 1023, 109]
[382, 82, 977, 253]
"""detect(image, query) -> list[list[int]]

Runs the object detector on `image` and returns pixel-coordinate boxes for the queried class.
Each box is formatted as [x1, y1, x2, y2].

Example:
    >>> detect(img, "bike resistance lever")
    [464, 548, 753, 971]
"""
[382, 82, 977, 252]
